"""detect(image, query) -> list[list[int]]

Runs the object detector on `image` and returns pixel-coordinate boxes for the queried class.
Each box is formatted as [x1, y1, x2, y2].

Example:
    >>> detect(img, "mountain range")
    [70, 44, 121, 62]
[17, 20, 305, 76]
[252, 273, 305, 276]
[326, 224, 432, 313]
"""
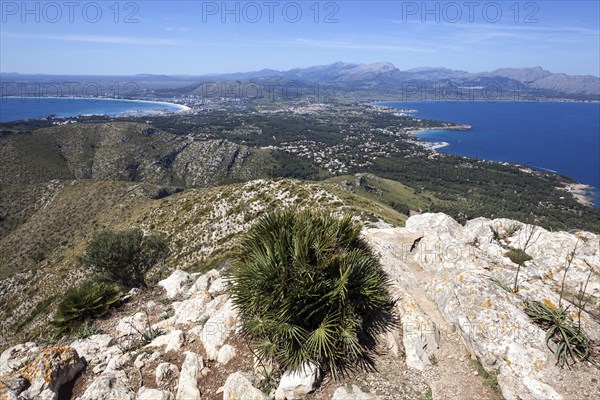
[2, 63, 599, 100]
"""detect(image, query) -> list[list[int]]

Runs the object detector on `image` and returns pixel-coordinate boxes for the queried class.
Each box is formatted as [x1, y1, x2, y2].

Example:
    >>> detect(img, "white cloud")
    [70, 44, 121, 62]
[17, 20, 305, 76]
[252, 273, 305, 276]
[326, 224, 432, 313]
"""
[2, 32, 186, 46]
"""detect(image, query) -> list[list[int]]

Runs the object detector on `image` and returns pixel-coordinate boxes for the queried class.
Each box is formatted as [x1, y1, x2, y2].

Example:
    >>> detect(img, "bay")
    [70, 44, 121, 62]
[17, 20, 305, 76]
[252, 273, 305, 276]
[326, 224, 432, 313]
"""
[0, 97, 187, 122]
[379, 101, 600, 208]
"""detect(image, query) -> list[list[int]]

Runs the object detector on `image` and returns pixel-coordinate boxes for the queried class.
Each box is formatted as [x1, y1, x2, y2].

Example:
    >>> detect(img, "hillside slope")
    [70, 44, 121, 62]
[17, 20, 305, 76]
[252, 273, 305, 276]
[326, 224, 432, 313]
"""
[1, 212, 598, 400]
[0, 122, 270, 187]
[0, 178, 407, 349]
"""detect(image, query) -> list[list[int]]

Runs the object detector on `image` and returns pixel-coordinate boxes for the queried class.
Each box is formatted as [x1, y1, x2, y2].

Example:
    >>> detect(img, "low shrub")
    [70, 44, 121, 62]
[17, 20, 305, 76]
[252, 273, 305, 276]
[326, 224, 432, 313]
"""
[52, 280, 122, 332]
[82, 228, 169, 288]
[228, 209, 396, 378]
[524, 299, 590, 367]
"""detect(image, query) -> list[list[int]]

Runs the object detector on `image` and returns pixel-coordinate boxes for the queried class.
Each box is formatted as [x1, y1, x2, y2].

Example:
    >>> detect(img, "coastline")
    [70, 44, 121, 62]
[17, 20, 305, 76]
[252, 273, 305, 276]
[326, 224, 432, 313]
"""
[1, 96, 191, 114]
[559, 183, 595, 207]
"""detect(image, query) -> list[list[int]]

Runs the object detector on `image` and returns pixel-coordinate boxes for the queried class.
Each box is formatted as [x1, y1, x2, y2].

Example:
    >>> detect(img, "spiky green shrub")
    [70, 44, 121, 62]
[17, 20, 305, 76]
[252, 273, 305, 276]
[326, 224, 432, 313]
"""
[82, 228, 169, 288]
[524, 300, 590, 367]
[52, 280, 122, 332]
[228, 209, 396, 378]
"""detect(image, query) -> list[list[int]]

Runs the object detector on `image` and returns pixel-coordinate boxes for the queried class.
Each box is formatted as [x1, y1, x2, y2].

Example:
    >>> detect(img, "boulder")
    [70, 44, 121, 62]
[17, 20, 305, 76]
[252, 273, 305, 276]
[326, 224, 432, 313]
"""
[1, 346, 84, 400]
[70, 334, 121, 368]
[147, 330, 185, 353]
[222, 372, 268, 400]
[275, 363, 321, 400]
[80, 370, 135, 400]
[159, 270, 191, 299]
[175, 351, 203, 400]
[332, 385, 380, 400]
[171, 292, 213, 325]
[217, 344, 236, 365]
[0, 342, 39, 376]
[200, 299, 238, 360]
[137, 386, 173, 400]
[155, 362, 179, 390]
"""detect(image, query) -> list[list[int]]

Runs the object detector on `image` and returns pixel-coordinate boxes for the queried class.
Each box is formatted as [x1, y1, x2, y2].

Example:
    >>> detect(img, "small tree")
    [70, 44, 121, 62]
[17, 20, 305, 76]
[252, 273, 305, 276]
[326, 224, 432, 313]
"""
[83, 228, 168, 288]
[228, 209, 396, 378]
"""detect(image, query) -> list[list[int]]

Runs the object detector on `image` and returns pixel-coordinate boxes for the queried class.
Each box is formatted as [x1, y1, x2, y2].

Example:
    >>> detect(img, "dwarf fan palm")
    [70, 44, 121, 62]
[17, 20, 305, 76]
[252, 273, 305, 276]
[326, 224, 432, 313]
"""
[228, 209, 396, 378]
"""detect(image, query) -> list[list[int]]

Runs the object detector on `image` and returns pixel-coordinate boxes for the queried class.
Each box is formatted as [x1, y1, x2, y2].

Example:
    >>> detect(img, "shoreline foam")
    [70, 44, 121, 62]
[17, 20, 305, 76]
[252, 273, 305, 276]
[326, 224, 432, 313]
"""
[1, 96, 191, 117]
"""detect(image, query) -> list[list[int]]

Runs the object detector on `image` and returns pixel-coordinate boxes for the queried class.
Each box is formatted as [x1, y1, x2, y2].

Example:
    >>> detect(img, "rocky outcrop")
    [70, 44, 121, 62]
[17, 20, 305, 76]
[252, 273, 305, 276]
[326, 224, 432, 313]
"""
[158, 270, 191, 299]
[0, 347, 85, 400]
[333, 384, 380, 400]
[2, 213, 598, 400]
[222, 372, 268, 400]
[175, 351, 203, 400]
[275, 363, 321, 400]
[79, 370, 135, 400]
[365, 213, 600, 400]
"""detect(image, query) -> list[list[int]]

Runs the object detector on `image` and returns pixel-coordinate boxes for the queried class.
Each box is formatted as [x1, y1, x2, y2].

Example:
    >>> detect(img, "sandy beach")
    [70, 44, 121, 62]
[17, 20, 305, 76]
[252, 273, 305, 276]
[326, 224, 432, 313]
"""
[560, 183, 594, 207]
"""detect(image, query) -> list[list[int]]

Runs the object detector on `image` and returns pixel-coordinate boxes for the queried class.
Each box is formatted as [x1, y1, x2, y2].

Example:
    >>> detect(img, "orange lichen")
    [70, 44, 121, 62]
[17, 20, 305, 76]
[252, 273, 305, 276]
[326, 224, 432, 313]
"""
[480, 299, 493, 309]
[543, 298, 558, 310]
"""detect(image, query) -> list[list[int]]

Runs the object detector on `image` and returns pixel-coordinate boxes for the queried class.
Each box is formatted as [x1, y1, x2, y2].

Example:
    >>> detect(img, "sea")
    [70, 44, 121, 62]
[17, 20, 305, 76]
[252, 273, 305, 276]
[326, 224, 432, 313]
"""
[378, 101, 600, 208]
[0, 96, 186, 122]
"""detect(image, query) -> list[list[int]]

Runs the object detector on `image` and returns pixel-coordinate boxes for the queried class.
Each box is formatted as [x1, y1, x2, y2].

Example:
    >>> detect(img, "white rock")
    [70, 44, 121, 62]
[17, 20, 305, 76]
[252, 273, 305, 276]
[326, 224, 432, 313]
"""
[222, 372, 268, 400]
[5, 347, 84, 400]
[200, 299, 238, 360]
[80, 370, 135, 400]
[188, 269, 220, 296]
[175, 351, 203, 400]
[275, 363, 321, 399]
[147, 330, 185, 353]
[105, 353, 130, 372]
[137, 387, 173, 400]
[172, 292, 213, 325]
[117, 312, 148, 337]
[208, 276, 227, 295]
[0, 342, 39, 375]
[332, 385, 379, 400]
[70, 334, 121, 367]
[217, 344, 236, 365]
[399, 296, 439, 370]
[155, 362, 179, 389]
[159, 270, 191, 299]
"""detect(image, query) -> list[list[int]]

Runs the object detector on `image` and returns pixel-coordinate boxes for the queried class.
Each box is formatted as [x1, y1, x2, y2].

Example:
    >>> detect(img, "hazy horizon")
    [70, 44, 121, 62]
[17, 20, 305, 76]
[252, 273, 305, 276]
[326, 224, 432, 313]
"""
[1, 1, 599, 76]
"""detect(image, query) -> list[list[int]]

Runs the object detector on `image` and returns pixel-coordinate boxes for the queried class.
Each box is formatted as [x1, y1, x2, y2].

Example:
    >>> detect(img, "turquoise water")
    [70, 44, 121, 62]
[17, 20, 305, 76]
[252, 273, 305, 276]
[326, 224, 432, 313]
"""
[379, 101, 600, 208]
[0, 97, 184, 122]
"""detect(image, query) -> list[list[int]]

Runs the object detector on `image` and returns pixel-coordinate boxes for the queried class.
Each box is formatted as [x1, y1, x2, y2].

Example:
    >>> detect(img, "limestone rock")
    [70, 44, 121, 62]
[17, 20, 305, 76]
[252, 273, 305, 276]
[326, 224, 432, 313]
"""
[175, 351, 203, 400]
[137, 386, 173, 400]
[223, 372, 268, 400]
[275, 363, 321, 400]
[155, 362, 179, 390]
[70, 334, 121, 368]
[159, 270, 191, 299]
[398, 296, 439, 370]
[80, 370, 135, 400]
[1, 346, 84, 400]
[332, 385, 380, 400]
[147, 329, 185, 353]
[172, 292, 213, 325]
[217, 344, 236, 365]
[200, 299, 238, 360]
[0, 342, 39, 376]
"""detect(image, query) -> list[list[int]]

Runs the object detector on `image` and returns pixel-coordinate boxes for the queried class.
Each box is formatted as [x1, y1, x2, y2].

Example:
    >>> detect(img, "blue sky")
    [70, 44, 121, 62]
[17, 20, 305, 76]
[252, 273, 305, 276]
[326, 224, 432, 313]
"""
[1, 1, 599, 75]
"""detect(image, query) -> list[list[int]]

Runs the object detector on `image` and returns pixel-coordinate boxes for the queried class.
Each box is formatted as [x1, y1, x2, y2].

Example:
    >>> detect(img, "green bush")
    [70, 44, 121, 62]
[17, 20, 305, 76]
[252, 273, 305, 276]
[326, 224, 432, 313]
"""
[52, 280, 122, 332]
[524, 299, 590, 367]
[229, 209, 396, 378]
[82, 228, 169, 288]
